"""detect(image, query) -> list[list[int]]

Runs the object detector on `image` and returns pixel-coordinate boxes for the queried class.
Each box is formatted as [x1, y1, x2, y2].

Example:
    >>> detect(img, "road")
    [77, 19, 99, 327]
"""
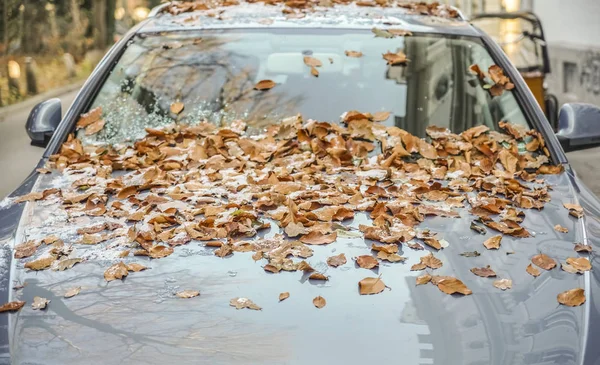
[0, 88, 599, 199]
[0, 89, 79, 198]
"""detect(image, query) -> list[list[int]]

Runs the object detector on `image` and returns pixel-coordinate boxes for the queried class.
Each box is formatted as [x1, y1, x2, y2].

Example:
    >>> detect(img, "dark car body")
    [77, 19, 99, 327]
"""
[1, 3, 600, 365]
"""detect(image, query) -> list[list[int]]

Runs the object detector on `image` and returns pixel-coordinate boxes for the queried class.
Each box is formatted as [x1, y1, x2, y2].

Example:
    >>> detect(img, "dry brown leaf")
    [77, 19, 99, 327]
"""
[300, 231, 337, 245]
[279, 292, 290, 302]
[24, 256, 55, 271]
[176, 290, 200, 298]
[345, 50, 363, 58]
[170, 101, 185, 115]
[64, 287, 81, 298]
[483, 235, 502, 250]
[254, 79, 276, 90]
[285, 222, 307, 237]
[416, 273, 432, 286]
[356, 255, 379, 269]
[148, 245, 174, 259]
[564, 203, 584, 218]
[53, 258, 83, 271]
[303, 56, 322, 67]
[410, 262, 427, 271]
[526, 263, 541, 277]
[310, 66, 319, 77]
[377, 251, 406, 262]
[309, 272, 328, 281]
[31, 296, 50, 310]
[326, 253, 347, 267]
[313, 296, 326, 308]
[372, 111, 391, 122]
[230, 297, 261, 310]
[493, 278, 512, 290]
[557, 288, 585, 307]
[358, 277, 386, 295]
[126, 263, 148, 272]
[470, 266, 497, 277]
[104, 262, 129, 282]
[382, 50, 408, 65]
[554, 224, 568, 233]
[574, 243, 592, 253]
[421, 253, 443, 269]
[85, 119, 105, 135]
[214, 244, 233, 258]
[14, 240, 39, 259]
[531, 253, 556, 270]
[435, 277, 472, 295]
[562, 257, 591, 274]
[0, 301, 25, 312]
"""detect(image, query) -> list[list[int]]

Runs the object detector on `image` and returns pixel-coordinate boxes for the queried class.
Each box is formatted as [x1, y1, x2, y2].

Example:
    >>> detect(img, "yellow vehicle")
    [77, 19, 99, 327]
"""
[471, 12, 558, 129]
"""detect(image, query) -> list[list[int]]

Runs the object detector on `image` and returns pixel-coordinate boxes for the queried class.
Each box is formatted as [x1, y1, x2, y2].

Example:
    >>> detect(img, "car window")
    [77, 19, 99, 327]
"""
[79, 29, 530, 146]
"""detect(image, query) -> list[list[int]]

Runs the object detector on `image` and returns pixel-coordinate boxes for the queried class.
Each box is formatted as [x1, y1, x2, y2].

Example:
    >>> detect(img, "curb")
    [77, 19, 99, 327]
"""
[0, 80, 85, 122]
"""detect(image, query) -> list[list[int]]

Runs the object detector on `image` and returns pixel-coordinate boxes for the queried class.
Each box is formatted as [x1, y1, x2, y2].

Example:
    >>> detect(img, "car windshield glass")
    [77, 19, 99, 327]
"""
[79, 29, 530, 146]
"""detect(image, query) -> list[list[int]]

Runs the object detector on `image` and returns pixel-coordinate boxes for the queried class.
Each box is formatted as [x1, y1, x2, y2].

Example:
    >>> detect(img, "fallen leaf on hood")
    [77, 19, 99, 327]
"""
[254, 79, 276, 90]
[279, 292, 290, 301]
[459, 250, 480, 257]
[170, 101, 185, 115]
[564, 203, 584, 218]
[303, 56, 322, 67]
[327, 253, 347, 267]
[126, 263, 148, 272]
[300, 231, 337, 245]
[382, 50, 408, 65]
[537, 164, 563, 175]
[31, 296, 50, 310]
[531, 253, 556, 270]
[416, 273, 432, 286]
[64, 287, 81, 298]
[0, 301, 25, 312]
[53, 258, 83, 271]
[24, 256, 56, 271]
[85, 119, 105, 135]
[470, 221, 487, 235]
[493, 278, 512, 290]
[104, 262, 129, 282]
[284, 222, 307, 237]
[296, 261, 315, 272]
[176, 290, 200, 298]
[371, 27, 394, 38]
[471, 266, 497, 277]
[345, 50, 363, 57]
[574, 243, 592, 253]
[313, 296, 326, 308]
[310, 66, 319, 77]
[421, 253, 443, 269]
[356, 255, 379, 269]
[14, 240, 40, 259]
[14, 191, 44, 203]
[435, 277, 472, 295]
[377, 251, 406, 262]
[554, 224, 568, 233]
[562, 257, 591, 274]
[230, 297, 262, 310]
[148, 245, 174, 259]
[214, 244, 233, 258]
[358, 277, 386, 295]
[309, 272, 328, 280]
[483, 235, 502, 250]
[372, 111, 390, 122]
[526, 263, 541, 277]
[557, 288, 585, 307]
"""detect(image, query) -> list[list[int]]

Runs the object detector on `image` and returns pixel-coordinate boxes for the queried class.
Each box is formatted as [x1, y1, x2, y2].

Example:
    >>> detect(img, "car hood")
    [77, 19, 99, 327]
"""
[1, 166, 600, 365]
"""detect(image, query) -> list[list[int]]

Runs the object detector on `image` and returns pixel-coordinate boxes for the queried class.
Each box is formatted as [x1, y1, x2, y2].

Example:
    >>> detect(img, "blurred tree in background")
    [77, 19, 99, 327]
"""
[0, 0, 160, 105]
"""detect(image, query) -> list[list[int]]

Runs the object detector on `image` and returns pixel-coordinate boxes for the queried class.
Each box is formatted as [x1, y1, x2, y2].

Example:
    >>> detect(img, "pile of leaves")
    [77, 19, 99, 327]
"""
[7, 89, 589, 311]
[161, 0, 461, 19]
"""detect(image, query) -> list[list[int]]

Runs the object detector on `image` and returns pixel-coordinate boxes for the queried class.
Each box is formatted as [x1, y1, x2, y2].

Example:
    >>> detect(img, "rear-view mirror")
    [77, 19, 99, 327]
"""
[25, 98, 62, 147]
[556, 103, 600, 152]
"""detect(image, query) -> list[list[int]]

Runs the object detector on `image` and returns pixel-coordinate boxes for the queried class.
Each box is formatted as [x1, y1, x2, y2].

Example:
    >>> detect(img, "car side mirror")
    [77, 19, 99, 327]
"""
[25, 98, 62, 147]
[556, 103, 600, 152]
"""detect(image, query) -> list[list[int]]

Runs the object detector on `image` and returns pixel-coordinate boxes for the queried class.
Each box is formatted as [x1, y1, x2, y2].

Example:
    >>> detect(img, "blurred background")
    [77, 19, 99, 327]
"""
[0, 0, 599, 198]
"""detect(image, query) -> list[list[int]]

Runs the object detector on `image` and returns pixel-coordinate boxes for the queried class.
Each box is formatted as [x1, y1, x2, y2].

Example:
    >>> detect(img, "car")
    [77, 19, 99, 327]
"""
[1, 1, 600, 364]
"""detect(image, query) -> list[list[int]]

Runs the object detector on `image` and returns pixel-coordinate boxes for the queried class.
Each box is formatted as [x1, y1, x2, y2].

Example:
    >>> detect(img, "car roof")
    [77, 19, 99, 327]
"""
[138, 0, 482, 37]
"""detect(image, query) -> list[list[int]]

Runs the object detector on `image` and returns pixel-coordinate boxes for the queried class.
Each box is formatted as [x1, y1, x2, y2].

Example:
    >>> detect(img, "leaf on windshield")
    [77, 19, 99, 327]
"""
[230, 297, 262, 310]
[433, 276, 472, 295]
[382, 50, 408, 65]
[471, 266, 497, 277]
[483, 235, 502, 250]
[554, 224, 568, 233]
[564, 203, 584, 218]
[574, 243, 592, 253]
[85, 119, 105, 136]
[76, 106, 102, 129]
[32, 296, 50, 310]
[469, 64, 486, 80]
[303, 56, 322, 67]
[345, 50, 363, 58]
[0, 301, 25, 312]
[254, 79, 276, 90]
[531, 253, 556, 270]
[377, 251, 406, 262]
[64, 287, 81, 298]
[170, 101, 185, 115]
[279, 292, 290, 302]
[327, 253, 347, 267]
[526, 264, 541, 277]
[416, 273, 432, 285]
[309, 272, 329, 281]
[561, 257, 591, 274]
[557, 288, 585, 307]
[420, 253, 443, 269]
[300, 231, 337, 245]
[493, 278, 512, 290]
[356, 255, 379, 269]
[176, 290, 200, 298]
[358, 277, 386, 295]
[104, 262, 129, 282]
[313, 296, 326, 308]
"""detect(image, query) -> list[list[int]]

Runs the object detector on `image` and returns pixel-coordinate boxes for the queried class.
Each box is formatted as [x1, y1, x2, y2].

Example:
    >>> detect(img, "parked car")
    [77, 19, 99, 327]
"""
[1, 1, 600, 364]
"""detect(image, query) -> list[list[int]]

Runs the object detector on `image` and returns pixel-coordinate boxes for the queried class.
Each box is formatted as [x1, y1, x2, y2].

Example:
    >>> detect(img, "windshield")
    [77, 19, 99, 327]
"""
[80, 29, 530, 146]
